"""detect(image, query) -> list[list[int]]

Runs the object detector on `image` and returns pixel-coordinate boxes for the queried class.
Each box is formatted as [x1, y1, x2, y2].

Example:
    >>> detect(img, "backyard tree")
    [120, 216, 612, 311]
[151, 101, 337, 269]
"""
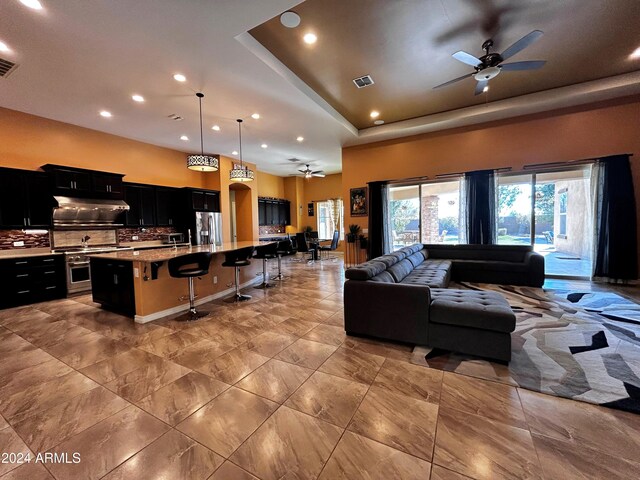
[390, 199, 418, 234]
[534, 183, 555, 215]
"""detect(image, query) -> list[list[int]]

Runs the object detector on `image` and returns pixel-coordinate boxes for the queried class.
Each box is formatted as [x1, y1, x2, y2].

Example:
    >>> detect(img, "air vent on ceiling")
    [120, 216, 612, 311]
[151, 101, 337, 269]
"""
[167, 113, 183, 121]
[0, 58, 18, 78]
[353, 74, 374, 88]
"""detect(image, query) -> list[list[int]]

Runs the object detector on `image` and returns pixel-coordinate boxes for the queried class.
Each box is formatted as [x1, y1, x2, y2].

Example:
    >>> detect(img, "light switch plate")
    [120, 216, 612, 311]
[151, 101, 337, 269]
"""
[134, 267, 139, 278]
[132, 235, 139, 241]
[13, 241, 25, 247]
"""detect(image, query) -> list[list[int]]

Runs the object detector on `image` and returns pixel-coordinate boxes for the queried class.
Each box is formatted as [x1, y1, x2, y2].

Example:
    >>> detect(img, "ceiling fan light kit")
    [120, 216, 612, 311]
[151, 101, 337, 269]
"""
[296, 164, 325, 179]
[187, 92, 219, 172]
[434, 30, 547, 95]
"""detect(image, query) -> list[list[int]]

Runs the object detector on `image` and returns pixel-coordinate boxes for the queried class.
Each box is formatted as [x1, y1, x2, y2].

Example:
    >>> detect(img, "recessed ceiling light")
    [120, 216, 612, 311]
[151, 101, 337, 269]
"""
[303, 33, 317, 45]
[131, 94, 145, 102]
[251, 113, 260, 119]
[0, 41, 10, 53]
[232, 150, 238, 155]
[373, 120, 384, 125]
[180, 135, 189, 141]
[211, 125, 220, 131]
[280, 11, 301, 28]
[630, 47, 640, 59]
[173, 73, 186, 82]
[370, 110, 380, 119]
[99, 110, 112, 118]
[296, 136, 304, 142]
[483, 85, 489, 93]
[261, 144, 268, 149]
[19, 0, 43, 10]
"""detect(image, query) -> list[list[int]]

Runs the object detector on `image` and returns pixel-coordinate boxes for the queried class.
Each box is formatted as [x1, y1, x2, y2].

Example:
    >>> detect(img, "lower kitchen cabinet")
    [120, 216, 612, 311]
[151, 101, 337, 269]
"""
[0, 255, 66, 309]
[90, 258, 135, 316]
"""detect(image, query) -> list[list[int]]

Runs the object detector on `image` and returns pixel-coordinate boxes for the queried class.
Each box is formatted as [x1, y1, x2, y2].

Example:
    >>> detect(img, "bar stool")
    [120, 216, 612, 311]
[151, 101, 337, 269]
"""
[254, 242, 278, 289]
[168, 252, 213, 321]
[274, 239, 294, 281]
[222, 245, 255, 302]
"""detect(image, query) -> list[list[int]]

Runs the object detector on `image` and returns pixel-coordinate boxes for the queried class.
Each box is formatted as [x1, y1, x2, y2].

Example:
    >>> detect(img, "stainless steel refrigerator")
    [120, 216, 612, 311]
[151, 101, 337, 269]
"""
[194, 212, 223, 246]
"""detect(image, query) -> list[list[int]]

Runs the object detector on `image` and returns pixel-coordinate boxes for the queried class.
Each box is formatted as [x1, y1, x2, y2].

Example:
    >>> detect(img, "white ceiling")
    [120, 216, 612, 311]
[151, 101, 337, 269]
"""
[0, 0, 349, 176]
[1, 1, 639, 177]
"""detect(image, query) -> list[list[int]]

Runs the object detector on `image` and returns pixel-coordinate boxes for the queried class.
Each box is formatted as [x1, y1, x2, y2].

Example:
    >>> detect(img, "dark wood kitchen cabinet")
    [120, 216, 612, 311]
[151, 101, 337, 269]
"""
[190, 189, 220, 212]
[92, 172, 124, 199]
[0, 168, 53, 229]
[0, 255, 66, 309]
[90, 257, 135, 316]
[155, 186, 182, 226]
[124, 183, 156, 227]
[258, 198, 290, 226]
[41, 164, 124, 199]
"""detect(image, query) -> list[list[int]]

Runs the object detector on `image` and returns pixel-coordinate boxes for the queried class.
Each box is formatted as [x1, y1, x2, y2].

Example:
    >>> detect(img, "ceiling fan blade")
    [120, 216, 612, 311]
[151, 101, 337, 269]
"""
[500, 30, 543, 61]
[313, 173, 326, 178]
[433, 72, 473, 89]
[500, 60, 546, 71]
[298, 169, 307, 173]
[452, 51, 482, 67]
[311, 170, 324, 174]
[474, 79, 489, 96]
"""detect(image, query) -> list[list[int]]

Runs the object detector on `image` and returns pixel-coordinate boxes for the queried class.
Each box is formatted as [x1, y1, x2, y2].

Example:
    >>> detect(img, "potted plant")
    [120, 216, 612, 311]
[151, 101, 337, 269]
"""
[347, 224, 361, 243]
[358, 234, 368, 249]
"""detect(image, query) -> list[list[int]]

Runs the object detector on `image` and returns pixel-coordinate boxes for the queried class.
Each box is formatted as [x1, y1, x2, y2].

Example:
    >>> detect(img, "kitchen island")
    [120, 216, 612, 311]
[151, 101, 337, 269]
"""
[89, 241, 268, 323]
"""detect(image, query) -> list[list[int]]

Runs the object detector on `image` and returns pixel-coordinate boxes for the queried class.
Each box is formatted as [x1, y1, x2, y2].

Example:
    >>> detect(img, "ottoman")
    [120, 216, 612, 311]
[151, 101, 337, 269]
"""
[427, 289, 516, 363]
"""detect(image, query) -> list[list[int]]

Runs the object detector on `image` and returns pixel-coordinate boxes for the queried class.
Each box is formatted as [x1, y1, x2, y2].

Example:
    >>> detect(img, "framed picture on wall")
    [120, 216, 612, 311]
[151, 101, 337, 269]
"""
[350, 187, 368, 216]
[308, 202, 314, 216]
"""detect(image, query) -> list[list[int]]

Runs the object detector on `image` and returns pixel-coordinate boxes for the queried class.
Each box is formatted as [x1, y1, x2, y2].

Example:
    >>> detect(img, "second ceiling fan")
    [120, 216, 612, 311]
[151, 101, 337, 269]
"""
[294, 164, 325, 179]
[433, 30, 546, 95]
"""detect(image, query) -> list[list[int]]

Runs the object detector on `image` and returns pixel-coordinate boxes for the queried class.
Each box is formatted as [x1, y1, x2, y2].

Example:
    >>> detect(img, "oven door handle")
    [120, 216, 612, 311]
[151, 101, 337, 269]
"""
[68, 261, 91, 267]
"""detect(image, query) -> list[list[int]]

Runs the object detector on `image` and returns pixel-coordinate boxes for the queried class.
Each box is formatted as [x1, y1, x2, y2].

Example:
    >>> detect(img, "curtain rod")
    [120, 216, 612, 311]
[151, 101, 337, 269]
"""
[435, 167, 511, 179]
[523, 153, 634, 170]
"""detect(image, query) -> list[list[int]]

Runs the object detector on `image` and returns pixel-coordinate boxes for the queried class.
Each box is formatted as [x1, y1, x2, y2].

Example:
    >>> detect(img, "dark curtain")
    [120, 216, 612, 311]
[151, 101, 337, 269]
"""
[593, 154, 638, 280]
[465, 170, 496, 244]
[368, 181, 389, 259]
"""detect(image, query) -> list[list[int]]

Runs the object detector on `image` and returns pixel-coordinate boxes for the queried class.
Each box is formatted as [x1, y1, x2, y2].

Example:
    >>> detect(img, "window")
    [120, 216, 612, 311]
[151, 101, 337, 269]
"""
[316, 199, 344, 240]
[558, 189, 568, 238]
[420, 180, 461, 244]
[389, 186, 420, 251]
[497, 173, 533, 245]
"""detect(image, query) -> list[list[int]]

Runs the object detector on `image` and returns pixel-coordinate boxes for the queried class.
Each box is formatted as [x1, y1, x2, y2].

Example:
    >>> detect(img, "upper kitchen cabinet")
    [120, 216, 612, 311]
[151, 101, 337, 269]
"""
[41, 164, 124, 199]
[0, 168, 53, 229]
[92, 172, 124, 199]
[124, 183, 156, 227]
[258, 198, 290, 226]
[155, 186, 183, 226]
[189, 189, 220, 212]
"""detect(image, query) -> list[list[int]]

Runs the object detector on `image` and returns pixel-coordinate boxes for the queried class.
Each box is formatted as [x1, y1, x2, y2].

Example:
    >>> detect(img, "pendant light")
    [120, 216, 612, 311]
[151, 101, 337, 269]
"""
[187, 92, 219, 172]
[229, 118, 255, 182]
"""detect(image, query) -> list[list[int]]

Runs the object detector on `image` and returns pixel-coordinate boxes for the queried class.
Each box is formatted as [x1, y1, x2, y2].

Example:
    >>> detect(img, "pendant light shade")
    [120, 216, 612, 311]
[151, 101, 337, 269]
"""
[230, 118, 254, 183]
[187, 92, 219, 172]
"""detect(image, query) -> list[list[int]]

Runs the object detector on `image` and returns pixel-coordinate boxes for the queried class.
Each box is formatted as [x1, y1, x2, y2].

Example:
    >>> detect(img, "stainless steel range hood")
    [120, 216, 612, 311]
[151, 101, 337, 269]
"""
[53, 196, 129, 228]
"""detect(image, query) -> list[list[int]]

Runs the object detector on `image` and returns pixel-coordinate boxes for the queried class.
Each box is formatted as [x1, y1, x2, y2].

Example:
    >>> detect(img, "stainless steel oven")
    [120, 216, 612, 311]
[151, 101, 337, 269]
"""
[66, 254, 92, 294]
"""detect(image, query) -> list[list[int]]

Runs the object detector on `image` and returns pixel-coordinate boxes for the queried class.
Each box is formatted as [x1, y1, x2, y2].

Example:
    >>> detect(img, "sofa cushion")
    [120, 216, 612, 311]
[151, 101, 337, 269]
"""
[425, 244, 529, 262]
[419, 259, 452, 271]
[429, 289, 516, 333]
[345, 261, 387, 280]
[400, 244, 423, 256]
[369, 271, 395, 283]
[400, 268, 450, 288]
[454, 259, 528, 273]
[387, 258, 414, 282]
[419, 249, 429, 260]
[407, 251, 426, 268]
[376, 251, 406, 267]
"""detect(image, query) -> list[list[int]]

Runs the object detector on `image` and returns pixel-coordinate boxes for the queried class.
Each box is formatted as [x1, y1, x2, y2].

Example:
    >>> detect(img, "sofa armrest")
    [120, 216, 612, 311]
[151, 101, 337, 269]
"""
[523, 251, 545, 287]
[344, 280, 431, 344]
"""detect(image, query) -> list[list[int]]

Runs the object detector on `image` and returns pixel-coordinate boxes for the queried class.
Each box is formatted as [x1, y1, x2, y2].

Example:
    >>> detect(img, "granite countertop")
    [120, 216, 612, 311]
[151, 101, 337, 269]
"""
[0, 248, 62, 259]
[88, 240, 272, 262]
[121, 241, 191, 250]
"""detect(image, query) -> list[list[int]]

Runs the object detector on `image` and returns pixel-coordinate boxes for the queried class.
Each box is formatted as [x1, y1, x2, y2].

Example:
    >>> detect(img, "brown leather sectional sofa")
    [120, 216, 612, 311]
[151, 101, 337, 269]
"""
[343, 243, 545, 362]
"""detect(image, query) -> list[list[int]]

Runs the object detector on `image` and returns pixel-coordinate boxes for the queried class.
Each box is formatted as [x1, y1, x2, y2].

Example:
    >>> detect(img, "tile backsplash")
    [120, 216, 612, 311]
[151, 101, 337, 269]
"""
[0, 230, 51, 250]
[118, 226, 177, 243]
[259, 225, 286, 235]
[52, 229, 117, 248]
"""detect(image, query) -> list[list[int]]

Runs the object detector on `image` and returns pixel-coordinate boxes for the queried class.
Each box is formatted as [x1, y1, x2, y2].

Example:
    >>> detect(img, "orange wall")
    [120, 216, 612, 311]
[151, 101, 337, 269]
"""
[302, 173, 343, 230]
[343, 97, 640, 239]
[0, 107, 206, 188]
[256, 171, 285, 198]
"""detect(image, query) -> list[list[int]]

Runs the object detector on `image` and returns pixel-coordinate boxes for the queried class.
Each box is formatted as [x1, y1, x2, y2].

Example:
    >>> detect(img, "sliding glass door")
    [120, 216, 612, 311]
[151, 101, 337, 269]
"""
[389, 186, 420, 251]
[420, 180, 462, 244]
[496, 167, 593, 277]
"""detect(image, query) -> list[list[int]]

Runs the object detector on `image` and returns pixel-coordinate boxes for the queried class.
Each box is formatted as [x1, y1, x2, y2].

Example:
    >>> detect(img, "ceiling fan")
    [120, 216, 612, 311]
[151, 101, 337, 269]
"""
[294, 164, 325, 179]
[433, 30, 546, 95]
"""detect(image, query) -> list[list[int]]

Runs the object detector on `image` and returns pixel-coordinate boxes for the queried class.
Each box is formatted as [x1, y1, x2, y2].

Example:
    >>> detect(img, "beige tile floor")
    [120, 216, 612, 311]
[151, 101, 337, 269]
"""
[0, 257, 639, 479]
